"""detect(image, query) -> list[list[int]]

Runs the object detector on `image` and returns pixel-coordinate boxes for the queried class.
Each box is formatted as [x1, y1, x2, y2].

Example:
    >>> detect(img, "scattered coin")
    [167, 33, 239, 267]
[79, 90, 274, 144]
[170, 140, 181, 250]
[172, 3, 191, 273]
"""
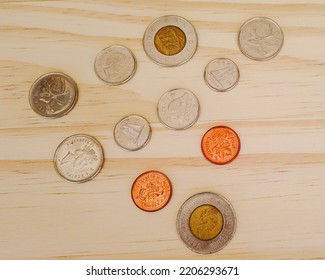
[53, 134, 104, 183]
[204, 58, 240, 92]
[94, 45, 137, 85]
[29, 72, 78, 118]
[143, 15, 198, 66]
[157, 88, 200, 130]
[114, 115, 151, 151]
[176, 192, 236, 254]
[201, 126, 240, 165]
[238, 17, 284, 61]
[131, 170, 172, 212]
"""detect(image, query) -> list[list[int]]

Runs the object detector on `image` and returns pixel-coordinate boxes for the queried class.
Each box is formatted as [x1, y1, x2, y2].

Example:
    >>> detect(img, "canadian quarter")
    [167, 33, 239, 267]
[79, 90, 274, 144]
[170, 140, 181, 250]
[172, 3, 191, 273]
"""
[177, 192, 236, 254]
[238, 17, 284, 61]
[157, 88, 200, 130]
[143, 15, 198, 67]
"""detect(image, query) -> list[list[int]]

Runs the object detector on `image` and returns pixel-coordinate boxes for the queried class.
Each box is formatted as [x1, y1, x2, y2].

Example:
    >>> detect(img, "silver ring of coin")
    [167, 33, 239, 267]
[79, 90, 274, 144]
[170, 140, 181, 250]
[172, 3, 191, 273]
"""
[29, 72, 78, 118]
[94, 45, 137, 85]
[238, 17, 284, 61]
[53, 134, 104, 183]
[143, 15, 198, 67]
[204, 58, 240, 92]
[114, 115, 152, 151]
[157, 88, 200, 130]
[177, 192, 236, 254]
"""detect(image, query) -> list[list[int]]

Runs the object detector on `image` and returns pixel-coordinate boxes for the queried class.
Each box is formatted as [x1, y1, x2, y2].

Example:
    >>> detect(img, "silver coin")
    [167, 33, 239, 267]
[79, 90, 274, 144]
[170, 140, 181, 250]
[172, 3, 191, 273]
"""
[143, 15, 198, 67]
[204, 58, 240, 92]
[54, 134, 104, 183]
[29, 72, 78, 118]
[94, 45, 137, 85]
[157, 88, 200, 130]
[238, 17, 284, 61]
[177, 192, 236, 254]
[114, 115, 151, 151]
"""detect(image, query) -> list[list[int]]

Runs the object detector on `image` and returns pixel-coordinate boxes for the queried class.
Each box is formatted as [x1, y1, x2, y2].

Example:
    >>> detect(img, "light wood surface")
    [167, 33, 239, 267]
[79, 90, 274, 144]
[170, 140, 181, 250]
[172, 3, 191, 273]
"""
[1, 0, 325, 260]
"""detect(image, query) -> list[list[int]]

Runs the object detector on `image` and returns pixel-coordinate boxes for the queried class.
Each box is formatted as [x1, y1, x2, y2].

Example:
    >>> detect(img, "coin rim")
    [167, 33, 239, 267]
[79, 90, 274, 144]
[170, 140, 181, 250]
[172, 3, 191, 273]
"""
[238, 17, 284, 61]
[94, 45, 137, 86]
[157, 88, 200, 130]
[53, 134, 104, 183]
[204, 58, 240, 92]
[29, 72, 78, 118]
[176, 192, 237, 254]
[201, 125, 241, 165]
[131, 170, 173, 212]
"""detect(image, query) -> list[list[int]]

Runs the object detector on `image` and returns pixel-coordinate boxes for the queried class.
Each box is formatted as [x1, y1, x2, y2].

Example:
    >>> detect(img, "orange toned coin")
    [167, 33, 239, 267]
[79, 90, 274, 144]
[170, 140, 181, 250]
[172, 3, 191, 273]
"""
[201, 126, 240, 165]
[131, 171, 172, 212]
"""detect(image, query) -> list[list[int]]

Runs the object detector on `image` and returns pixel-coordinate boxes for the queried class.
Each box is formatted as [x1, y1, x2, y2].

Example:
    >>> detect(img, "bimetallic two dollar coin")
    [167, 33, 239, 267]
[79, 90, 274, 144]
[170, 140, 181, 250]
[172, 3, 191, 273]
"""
[177, 192, 236, 254]
[143, 15, 198, 67]
[94, 45, 137, 85]
[29, 72, 78, 118]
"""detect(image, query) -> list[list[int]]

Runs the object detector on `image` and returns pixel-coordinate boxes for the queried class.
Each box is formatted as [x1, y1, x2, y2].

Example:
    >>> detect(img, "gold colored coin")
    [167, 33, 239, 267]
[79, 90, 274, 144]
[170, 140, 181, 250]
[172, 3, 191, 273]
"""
[189, 204, 223, 241]
[154, 25, 186, 56]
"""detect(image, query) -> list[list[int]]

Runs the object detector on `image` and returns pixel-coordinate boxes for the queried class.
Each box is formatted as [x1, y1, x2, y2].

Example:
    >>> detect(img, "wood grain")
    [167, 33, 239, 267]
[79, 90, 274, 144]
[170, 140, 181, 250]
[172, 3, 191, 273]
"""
[1, 0, 325, 259]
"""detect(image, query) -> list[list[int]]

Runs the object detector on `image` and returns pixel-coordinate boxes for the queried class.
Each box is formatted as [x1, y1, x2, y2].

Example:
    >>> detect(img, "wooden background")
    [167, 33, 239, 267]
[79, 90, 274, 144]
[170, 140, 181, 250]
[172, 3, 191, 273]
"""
[1, 0, 325, 260]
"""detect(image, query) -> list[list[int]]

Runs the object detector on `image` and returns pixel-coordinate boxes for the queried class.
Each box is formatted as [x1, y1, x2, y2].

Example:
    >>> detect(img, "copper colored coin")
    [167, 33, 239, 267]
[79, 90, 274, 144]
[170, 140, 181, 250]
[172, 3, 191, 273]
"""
[131, 171, 172, 212]
[201, 126, 240, 165]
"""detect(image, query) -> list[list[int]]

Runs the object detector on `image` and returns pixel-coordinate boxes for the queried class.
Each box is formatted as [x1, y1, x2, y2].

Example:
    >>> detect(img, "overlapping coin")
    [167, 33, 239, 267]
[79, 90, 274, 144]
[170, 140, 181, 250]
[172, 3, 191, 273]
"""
[53, 134, 104, 183]
[94, 45, 137, 85]
[114, 115, 151, 151]
[177, 192, 236, 254]
[143, 15, 198, 66]
[204, 58, 240, 92]
[131, 170, 172, 212]
[29, 72, 78, 118]
[238, 17, 284, 61]
[157, 88, 200, 130]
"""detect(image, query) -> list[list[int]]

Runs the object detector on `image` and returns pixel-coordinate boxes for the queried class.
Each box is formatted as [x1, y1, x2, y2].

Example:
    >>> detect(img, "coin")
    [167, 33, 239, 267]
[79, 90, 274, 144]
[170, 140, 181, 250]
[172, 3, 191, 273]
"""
[176, 192, 236, 254]
[201, 126, 240, 165]
[238, 17, 284, 61]
[53, 134, 104, 183]
[143, 15, 198, 66]
[204, 58, 240, 92]
[29, 72, 78, 118]
[131, 170, 172, 212]
[114, 115, 151, 151]
[157, 88, 200, 130]
[94, 45, 137, 85]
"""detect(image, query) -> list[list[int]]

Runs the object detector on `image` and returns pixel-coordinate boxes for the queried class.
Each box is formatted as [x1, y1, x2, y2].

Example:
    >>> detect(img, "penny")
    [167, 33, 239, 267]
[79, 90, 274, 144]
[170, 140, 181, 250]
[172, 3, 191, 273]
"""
[143, 15, 198, 66]
[176, 192, 236, 254]
[131, 170, 172, 212]
[157, 88, 200, 130]
[201, 126, 240, 165]
[238, 17, 284, 61]
[114, 115, 151, 151]
[204, 58, 240, 92]
[94, 45, 136, 85]
[53, 134, 104, 183]
[29, 72, 78, 118]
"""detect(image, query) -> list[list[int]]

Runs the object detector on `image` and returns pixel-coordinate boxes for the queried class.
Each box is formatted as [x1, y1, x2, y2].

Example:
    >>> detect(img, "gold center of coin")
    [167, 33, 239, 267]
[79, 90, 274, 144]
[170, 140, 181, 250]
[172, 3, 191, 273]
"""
[154, 25, 186, 56]
[189, 204, 223, 241]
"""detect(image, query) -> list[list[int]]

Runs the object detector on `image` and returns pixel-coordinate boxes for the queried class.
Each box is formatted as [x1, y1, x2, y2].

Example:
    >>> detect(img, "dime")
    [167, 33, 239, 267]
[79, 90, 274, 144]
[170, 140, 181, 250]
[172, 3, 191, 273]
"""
[238, 17, 284, 61]
[143, 15, 198, 66]
[114, 115, 151, 151]
[176, 192, 236, 254]
[201, 126, 240, 165]
[53, 134, 104, 183]
[157, 88, 200, 130]
[94, 45, 137, 85]
[29, 72, 78, 118]
[204, 58, 240, 92]
[131, 170, 172, 212]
